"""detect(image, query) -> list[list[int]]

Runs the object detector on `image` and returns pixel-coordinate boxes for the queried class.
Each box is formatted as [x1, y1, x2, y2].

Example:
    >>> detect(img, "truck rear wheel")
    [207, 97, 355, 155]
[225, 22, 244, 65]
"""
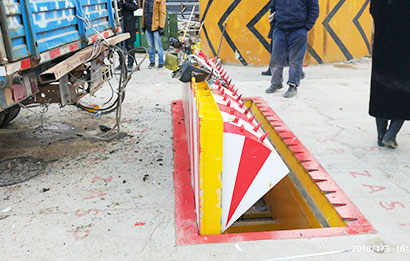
[0, 105, 21, 127]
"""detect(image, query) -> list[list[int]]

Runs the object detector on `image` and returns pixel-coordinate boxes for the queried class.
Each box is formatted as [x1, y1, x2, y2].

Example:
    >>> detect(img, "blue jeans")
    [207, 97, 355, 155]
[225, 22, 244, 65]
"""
[270, 28, 308, 87]
[145, 30, 164, 65]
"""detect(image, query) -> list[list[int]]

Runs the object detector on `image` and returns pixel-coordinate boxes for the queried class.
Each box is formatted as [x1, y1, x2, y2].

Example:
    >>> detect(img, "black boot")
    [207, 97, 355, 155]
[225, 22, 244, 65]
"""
[382, 120, 405, 149]
[375, 118, 388, 147]
[265, 83, 283, 93]
[283, 83, 297, 98]
[261, 68, 272, 76]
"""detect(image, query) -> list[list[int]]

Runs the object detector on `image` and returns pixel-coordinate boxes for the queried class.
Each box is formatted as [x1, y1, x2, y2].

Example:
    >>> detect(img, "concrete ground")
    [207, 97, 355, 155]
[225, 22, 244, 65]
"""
[1, 56, 410, 260]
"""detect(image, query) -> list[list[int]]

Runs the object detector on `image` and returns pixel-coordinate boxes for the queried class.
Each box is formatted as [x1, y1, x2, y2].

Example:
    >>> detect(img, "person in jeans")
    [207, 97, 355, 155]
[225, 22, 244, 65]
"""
[266, 0, 319, 98]
[369, 0, 410, 148]
[261, 23, 306, 80]
[142, 0, 166, 69]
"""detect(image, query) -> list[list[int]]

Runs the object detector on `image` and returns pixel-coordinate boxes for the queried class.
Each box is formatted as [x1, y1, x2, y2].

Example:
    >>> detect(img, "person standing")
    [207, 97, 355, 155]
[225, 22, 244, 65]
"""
[118, 0, 139, 71]
[266, 0, 319, 98]
[142, 0, 166, 69]
[262, 7, 306, 80]
[369, 0, 410, 148]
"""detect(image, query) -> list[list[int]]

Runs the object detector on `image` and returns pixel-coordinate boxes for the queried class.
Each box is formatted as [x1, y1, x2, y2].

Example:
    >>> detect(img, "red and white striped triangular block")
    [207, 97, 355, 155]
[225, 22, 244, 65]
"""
[209, 76, 289, 233]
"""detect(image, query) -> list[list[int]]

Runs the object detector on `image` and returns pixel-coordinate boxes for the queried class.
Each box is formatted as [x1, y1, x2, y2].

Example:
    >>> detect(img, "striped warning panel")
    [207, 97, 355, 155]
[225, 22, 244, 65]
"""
[200, 0, 373, 65]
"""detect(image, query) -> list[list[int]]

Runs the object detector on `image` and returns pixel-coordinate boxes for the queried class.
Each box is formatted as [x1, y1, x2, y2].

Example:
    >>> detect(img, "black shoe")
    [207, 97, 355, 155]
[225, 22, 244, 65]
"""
[127, 63, 134, 71]
[157, 64, 164, 69]
[382, 136, 398, 149]
[115, 64, 123, 71]
[284, 84, 297, 98]
[381, 120, 404, 148]
[376, 118, 388, 147]
[148, 63, 155, 69]
[301, 71, 305, 79]
[261, 68, 271, 76]
[265, 83, 283, 93]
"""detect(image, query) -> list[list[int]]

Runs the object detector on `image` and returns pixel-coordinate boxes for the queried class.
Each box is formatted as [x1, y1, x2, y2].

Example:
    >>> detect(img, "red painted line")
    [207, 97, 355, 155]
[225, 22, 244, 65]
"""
[134, 222, 145, 226]
[172, 98, 375, 245]
[50, 48, 61, 59]
[172, 100, 200, 244]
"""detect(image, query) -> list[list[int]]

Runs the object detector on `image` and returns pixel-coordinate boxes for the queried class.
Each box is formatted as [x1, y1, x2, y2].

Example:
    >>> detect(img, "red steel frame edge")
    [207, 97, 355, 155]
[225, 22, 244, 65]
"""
[172, 99, 376, 246]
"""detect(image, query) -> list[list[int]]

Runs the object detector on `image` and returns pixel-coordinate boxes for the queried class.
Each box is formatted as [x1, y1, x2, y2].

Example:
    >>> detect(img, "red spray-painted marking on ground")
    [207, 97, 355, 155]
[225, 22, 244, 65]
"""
[362, 184, 386, 193]
[349, 169, 410, 227]
[121, 157, 138, 163]
[75, 209, 99, 217]
[134, 222, 146, 226]
[83, 191, 108, 200]
[379, 201, 405, 210]
[350, 171, 372, 178]
[362, 146, 382, 151]
[68, 175, 113, 240]
[316, 138, 335, 144]
[66, 230, 91, 240]
[327, 148, 345, 153]
[91, 176, 113, 183]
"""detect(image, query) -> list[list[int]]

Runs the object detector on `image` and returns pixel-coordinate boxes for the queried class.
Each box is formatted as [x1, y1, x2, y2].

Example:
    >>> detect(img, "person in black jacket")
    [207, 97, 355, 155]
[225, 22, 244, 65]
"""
[369, 0, 410, 148]
[266, 0, 319, 98]
[118, 0, 139, 71]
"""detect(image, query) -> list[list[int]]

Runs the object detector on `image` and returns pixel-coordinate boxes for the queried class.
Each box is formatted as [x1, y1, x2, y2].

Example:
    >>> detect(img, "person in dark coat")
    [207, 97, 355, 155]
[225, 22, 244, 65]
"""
[118, 0, 139, 70]
[369, 0, 410, 148]
[266, 0, 319, 98]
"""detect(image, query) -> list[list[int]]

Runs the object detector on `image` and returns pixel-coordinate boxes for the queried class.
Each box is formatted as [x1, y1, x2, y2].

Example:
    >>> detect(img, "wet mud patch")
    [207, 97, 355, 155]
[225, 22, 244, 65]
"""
[0, 157, 47, 187]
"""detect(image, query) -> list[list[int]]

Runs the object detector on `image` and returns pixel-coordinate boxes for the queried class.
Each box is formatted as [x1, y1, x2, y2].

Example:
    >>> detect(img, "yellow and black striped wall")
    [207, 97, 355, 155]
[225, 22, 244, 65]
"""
[200, 0, 373, 65]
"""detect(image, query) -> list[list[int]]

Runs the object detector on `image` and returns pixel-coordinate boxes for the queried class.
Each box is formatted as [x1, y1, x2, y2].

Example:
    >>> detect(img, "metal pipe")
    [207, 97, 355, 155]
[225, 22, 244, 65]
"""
[216, 20, 228, 58]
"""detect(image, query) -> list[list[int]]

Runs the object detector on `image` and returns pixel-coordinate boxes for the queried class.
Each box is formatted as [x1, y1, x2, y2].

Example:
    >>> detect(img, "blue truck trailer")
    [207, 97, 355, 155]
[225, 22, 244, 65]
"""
[0, 0, 129, 126]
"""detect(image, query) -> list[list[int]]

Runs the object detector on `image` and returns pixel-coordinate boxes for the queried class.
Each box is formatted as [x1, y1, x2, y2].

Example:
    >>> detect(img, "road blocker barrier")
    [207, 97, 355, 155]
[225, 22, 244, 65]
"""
[173, 51, 375, 242]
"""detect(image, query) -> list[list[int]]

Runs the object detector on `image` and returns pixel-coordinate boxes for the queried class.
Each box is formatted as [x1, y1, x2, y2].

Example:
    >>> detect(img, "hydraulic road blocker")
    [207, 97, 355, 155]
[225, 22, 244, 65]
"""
[172, 52, 375, 244]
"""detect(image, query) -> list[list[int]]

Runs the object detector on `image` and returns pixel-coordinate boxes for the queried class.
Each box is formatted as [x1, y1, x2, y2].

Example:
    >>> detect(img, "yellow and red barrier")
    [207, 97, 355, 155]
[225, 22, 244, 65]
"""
[181, 52, 289, 235]
[172, 51, 375, 243]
